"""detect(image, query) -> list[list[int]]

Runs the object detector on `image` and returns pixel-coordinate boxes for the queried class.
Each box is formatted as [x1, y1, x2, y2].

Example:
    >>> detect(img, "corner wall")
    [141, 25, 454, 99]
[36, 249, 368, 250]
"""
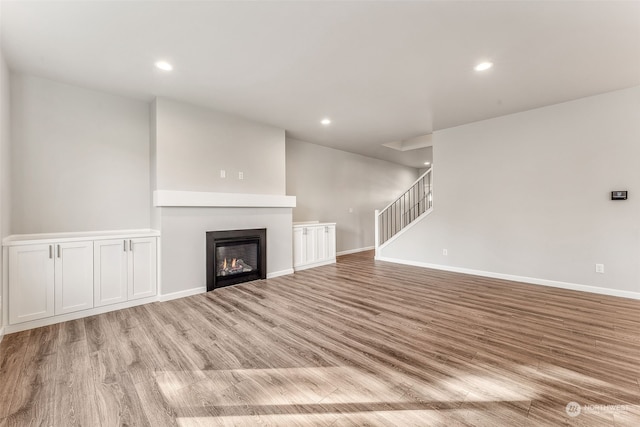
[286, 138, 419, 253]
[159, 207, 292, 296]
[380, 86, 640, 296]
[0, 14, 10, 334]
[152, 99, 293, 295]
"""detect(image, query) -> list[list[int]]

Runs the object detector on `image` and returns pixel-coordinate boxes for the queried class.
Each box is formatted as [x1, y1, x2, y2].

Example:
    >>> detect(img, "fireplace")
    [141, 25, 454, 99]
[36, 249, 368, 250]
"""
[206, 228, 266, 291]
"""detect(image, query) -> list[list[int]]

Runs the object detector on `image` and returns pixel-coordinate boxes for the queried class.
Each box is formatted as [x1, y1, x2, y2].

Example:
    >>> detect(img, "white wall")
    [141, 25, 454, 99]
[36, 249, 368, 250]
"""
[380, 87, 640, 295]
[155, 98, 286, 195]
[0, 25, 10, 332]
[287, 138, 419, 253]
[10, 74, 151, 234]
[149, 100, 161, 230]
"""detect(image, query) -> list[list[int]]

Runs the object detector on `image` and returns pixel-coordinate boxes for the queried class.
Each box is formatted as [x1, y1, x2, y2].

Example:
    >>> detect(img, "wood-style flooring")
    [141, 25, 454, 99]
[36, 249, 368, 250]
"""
[1, 251, 639, 426]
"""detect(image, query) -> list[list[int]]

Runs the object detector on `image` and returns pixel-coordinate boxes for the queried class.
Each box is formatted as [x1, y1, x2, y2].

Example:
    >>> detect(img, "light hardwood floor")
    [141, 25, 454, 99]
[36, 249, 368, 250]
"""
[1, 251, 639, 426]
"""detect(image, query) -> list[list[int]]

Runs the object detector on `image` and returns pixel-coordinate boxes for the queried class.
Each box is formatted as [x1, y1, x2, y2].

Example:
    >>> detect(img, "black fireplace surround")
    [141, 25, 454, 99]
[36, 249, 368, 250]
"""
[206, 228, 266, 291]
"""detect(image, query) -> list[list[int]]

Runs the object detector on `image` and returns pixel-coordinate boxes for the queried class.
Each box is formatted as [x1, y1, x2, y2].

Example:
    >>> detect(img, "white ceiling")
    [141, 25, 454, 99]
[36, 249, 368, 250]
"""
[2, 1, 640, 168]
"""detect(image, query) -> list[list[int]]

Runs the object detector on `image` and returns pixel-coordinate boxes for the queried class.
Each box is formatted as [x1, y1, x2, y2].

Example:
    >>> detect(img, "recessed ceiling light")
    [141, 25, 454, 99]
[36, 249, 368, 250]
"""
[155, 61, 173, 71]
[424, 162, 430, 165]
[321, 118, 331, 126]
[474, 61, 493, 72]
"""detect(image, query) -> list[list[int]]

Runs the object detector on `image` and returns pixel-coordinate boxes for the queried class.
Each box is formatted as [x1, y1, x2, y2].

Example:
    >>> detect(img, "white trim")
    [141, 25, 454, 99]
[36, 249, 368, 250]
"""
[0, 326, 5, 344]
[2, 248, 8, 329]
[158, 286, 205, 302]
[157, 271, 295, 300]
[154, 190, 296, 208]
[375, 256, 640, 301]
[4, 295, 159, 334]
[267, 268, 294, 279]
[337, 246, 374, 256]
[293, 222, 336, 228]
[374, 210, 380, 250]
[3, 229, 160, 246]
[156, 236, 163, 298]
[294, 259, 336, 272]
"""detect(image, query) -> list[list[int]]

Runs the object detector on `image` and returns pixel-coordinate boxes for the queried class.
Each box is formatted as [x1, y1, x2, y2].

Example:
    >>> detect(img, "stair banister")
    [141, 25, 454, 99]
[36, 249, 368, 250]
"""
[375, 167, 433, 253]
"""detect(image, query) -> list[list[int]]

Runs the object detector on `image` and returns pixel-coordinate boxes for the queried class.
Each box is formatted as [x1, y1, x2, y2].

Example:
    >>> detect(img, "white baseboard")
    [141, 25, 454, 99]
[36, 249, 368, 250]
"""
[267, 269, 294, 279]
[4, 295, 159, 334]
[376, 255, 640, 301]
[158, 271, 295, 299]
[294, 259, 336, 272]
[337, 246, 374, 256]
[158, 286, 205, 302]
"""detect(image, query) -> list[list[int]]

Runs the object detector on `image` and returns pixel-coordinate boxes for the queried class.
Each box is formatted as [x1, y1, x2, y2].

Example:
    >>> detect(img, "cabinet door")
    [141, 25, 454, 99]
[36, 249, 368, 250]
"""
[94, 239, 128, 307]
[9, 244, 55, 324]
[315, 226, 328, 261]
[326, 225, 336, 259]
[54, 241, 94, 315]
[304, 227, 317, 264]
[292, 227, 305, 267]
[128, 237, 157, 300]
[315, 225, 336, 261]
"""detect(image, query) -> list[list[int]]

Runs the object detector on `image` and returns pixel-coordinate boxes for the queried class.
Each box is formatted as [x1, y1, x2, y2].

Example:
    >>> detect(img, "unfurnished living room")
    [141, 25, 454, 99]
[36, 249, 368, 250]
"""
[0, 1, 639, 426]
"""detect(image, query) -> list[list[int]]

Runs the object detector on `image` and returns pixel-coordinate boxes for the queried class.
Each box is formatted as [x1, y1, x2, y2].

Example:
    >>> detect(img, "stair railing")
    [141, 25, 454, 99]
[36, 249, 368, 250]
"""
[375, 168, 432, 249]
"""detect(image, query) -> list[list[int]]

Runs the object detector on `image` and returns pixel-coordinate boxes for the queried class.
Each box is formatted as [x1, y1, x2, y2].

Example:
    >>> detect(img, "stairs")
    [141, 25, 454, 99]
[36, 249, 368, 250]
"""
[375, 168, 432, 252]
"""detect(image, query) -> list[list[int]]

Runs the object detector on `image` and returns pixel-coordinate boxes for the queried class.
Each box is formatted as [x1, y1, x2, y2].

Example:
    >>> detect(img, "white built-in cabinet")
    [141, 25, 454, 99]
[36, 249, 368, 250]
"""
[128, 238, 158, 300]
[8, 244, 56, 324]
[293, 222, 336, 271]
[94, 237, 157, 307]
[8, 241, 94, 324]
[93, 239, 128, 307]
[4, 231, 159, 327]
[55, 241, 94, 315]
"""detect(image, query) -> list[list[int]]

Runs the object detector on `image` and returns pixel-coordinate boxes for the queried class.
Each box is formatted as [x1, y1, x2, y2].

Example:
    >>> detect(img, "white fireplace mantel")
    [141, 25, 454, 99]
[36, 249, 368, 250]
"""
[153, 190, 296, 208]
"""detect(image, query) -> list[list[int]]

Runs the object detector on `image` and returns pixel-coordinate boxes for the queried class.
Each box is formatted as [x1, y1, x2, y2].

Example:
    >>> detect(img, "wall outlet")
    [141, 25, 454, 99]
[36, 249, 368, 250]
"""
[595, 264, 604, 274]
[348, 207, 353, 213]
[220, 170, 226, 178]
[238, 171, 244, 180]
[443, 249, 448, 256]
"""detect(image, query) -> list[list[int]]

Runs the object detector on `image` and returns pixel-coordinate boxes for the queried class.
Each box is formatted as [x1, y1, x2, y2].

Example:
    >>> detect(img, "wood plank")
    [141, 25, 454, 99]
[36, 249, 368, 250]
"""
[4, 324, 60, 426]
[53, 319, 101, 427]
[0, 332, 31, 418]
[86, 312, 151, 427]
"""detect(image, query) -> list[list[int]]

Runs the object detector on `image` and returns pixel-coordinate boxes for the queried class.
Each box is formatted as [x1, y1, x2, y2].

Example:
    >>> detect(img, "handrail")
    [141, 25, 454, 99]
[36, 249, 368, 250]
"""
[378, 167, 432, 213]
[375, 168, 432, 248]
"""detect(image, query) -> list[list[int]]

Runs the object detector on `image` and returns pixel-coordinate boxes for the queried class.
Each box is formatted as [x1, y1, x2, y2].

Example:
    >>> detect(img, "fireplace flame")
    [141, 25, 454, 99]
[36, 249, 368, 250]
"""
[222, 258, 238, 269]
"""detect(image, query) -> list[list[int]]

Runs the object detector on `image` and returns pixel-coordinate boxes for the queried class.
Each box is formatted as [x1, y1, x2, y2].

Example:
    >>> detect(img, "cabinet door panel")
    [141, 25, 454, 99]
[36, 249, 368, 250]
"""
[129, 238, 157, 300]
[9, 244, 55, 324]
[55, 241, 94, 315]
[292, 228, 304, 267]
[94, 239, 128, 307]
[304, 227, 317, 264]
[326, 225, 336, 259]
[315, 226, 328, 261]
